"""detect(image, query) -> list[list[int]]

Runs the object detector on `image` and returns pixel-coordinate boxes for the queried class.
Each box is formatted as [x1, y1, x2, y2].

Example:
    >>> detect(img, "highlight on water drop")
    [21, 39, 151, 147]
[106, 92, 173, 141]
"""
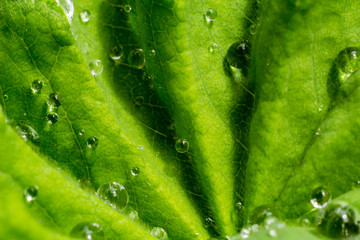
[87, 136, 99, 149]
[96, 182, 129, 211]
[89, 60, 104, 76]
[110, 45, 124, 61]
[70, 222, 105, 240]
[175, 138, 189, 153]
[151, 227, 167, 240]
[204, 9, 217, 27]
[47, 93, 62, 110]
[80, 9, 91, 23]
[310, 186, 331, 209]
[208, 42, 218, 53]
[16, 124, 39, 143]
[31, 79, 45, 94]
[128, 49, 146, 69]
[55, 0, 74, 23]
[47, 112, 59, 124]
[131, 167, 139, 176]
[24, 186, 38, 203]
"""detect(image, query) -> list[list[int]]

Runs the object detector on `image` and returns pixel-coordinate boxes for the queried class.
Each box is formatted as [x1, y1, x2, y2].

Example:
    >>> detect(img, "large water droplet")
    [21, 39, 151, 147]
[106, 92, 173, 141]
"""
[226, 41, 250, 70]
[310, 186, 331, 209]
[55, 0, 74, 23]
[110, 45, 124, 61]
[24, 186, 38, 203]
[31, 79, 45, 94]
[16, 124, 39, 142]
[123, 5, 132, 13]
[47, 113, 59, 124]
[97, 182, 129, 211]
[80, 10, 91, 23]
[204, 9, 217, 26]
[319, 203, 359, 238]
[70, 222, 105, 240]
[47, 93, 62, 110]
[89, 60, 104, 76]
[87, 136, 99, 149]
[128, 49, 146, 69]
[151, 227, 167, 240]
[131, 167, 139, 176]
[336, 47, 360, 75]
[175, 139, 189, 153]
[249, 205, 276, 225]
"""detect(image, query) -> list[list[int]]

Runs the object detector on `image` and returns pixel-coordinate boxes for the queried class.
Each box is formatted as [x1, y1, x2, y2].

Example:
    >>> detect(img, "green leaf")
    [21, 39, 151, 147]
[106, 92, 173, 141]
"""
[0, 109, 156, 240]
[245, 0, 360, 219]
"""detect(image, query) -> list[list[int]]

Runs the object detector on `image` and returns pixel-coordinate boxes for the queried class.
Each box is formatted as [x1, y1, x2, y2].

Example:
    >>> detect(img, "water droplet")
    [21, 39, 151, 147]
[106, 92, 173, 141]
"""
[249, 24, 257, 35]
[89, 60, 104, 76]
[319, 203, 359, 238]
[204, 217, 215, 228]
[249, 205, 276, 225]
[175, 139, 189, 153]
[235, 202, 243, 213]
[226, 41, 250, 70]
[24, 186, 38, 203]
[123, 5, 132, 13]
[268, 229, 277, 238]
[70, 222, 105, 240]
[87, 136, 99, 149]
[297, 217, 310, 226]
[80, 9, 90, 23]
[151, 227, 167, 240]
[310, 186, 331, 209]
[149, 49, 156, 57]
[97, 182, 129, 211]
[315, 128, 322, 136]
[47, 93, 62, 110]
[208, 42, 218, 53]
[318, 105, 323, 112]
[110, 45, 124, 61]
[79, 129, 85, 136]
[135, 96, 144, 106]
[143, 72, 155, 81]
[16, 124, 39, 142]
[129, 209, 139, 221]
[55, 0, 74, 23]
[47, 112, 59, 124]
[336, 47, 360, 76]
[204, 9, 217, 26]
[240, 227, 251, 239]
[128, 49, 146, 69]
[131, 167, 139, 176]
[3, 94, 8, 101]
[31, 79, 45, 94]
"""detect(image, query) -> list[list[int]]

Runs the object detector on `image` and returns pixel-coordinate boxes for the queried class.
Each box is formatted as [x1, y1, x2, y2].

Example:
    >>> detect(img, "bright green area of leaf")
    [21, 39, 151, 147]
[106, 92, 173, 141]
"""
[0, 109, 156, 240]
[0, 0, 209, 239]
[245, 0, 360, 219]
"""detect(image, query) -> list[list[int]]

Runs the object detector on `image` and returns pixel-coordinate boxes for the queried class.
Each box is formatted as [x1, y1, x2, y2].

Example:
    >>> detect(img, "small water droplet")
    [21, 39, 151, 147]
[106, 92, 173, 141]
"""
[129, 209, 139, 221]
[55, 0, 74, 23]
[315, 128, 322, 136]
[209, 42, 218, 53]
[97, 182, 129, 211]
[47, 93, 62, 110]
[131, 167, 140, 176]
[204, 9, 217, 26]
[149, 49, 156, 57]
[110, 45, 124, 61]
[80, 9, 90, 23]
[47, 112, 59, 124]
[319, 203, 359, 238]
[70, 222, 105, 240]
[204, 217, 215, 228]
[89, 60, 104, 76]
[175, 139, 189, 153]
[79, 129, 85, 136]
[310, 186, 331, 209]
[143, 72, 155, 81]
[123, 5, 132, 13]
[240, 227, 251, 239]
[3, 94, 8, 101]
[235, 202, 243, 213]
[249, 24, 257, 35]
[16, 124, 39, 142]
[31, 79, 45, 94]
[249, 205, 276, 225]
[24, 186, 38, 203]
[128, 49, 146, 69]
[87, 136, 99, 149]
[318, 105, 323, 112]
[151, 227, 167, 240]
[135, 96, 144, 106]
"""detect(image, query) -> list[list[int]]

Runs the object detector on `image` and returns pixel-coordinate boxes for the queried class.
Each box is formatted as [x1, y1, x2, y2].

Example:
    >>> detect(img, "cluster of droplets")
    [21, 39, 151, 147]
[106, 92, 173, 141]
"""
[46, 93, 62, 124]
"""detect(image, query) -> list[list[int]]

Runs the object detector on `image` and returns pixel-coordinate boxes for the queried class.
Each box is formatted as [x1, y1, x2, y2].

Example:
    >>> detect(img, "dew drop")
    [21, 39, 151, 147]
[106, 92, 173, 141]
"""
[123, 5, 132, 13]
[204, 9, 217, 26]
[315, 128, 322, 136]
[47, 93, 62, 109]
[24, 186, 38, 203]
[235, 202, 243, 213]
[143, 72, 155, 81]
[151, 227, 167, 240]
[129, 209, 139, 221]
[249, 205, 276, 225]
[204, 217, 215, 228]
[249, 24, 257, 35]
[310, 186, 331, 209]
[319, 203, 359, 238]
[31, 79, 45, 94]
[89, 60, 104, 76]
[55, 0, 74, 23]
[226, 41, 250, 70]
[16, 124, 39, 143]
[208, 42, 218, 53]
[47, 112, 59, 124]
[87, 136, 99, 149]
[110, 45, 124, 61]
[70, 222, 105, 240]
[3, 94, 8, 101]
[96, 182, 129, 211]
[131, 167, 140, 176]
[336, 47, 360, 76]
[128, 49, 146, 69]
[149, 49, 156, 57]
[175, 139, 189, 153]
[79, 129, 85, 136]
[80, 9, 90, 23]
[239, 227, 251, 239]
